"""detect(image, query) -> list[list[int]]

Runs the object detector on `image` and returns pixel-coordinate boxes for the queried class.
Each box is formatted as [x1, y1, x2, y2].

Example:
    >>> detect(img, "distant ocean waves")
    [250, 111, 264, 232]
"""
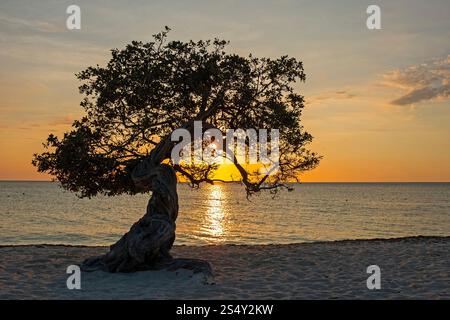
[0, 181, 449, 246]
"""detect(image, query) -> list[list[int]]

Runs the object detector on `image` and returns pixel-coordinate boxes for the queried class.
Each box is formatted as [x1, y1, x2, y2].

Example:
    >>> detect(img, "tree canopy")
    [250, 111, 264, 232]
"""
[32, 27, 320, 198]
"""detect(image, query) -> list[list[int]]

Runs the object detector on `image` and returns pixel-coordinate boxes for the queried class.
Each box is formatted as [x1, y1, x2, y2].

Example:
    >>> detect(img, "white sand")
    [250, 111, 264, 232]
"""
[0, 236, 449, 299]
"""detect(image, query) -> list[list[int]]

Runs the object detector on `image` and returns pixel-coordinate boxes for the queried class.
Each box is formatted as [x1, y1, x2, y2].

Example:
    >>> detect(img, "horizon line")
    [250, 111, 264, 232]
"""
[1, 180, 449, 184]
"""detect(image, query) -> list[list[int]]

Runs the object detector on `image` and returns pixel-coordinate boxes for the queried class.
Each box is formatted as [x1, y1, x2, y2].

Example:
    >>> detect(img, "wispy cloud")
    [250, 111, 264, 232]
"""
[0, 13, 63, 33]
[382, 55, 450, 106]
[48, 114, 76, 126]
[308, 90, 357, 105]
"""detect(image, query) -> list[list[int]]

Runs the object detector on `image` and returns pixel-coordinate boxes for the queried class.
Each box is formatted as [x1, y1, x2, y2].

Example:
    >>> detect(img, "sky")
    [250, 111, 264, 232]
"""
[0, 0, 449, 182]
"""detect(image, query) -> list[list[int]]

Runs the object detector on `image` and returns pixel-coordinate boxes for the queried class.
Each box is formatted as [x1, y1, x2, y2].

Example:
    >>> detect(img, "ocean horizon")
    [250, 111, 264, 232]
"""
[1, 181, 449, 246]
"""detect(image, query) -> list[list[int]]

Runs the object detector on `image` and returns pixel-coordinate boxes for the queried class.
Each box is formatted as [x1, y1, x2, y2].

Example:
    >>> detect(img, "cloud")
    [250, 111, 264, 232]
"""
[0, 13, 63, 33]
[308, 90, 357, 105]
[382, 55, 450, 106]
[48, 114, 76, 126]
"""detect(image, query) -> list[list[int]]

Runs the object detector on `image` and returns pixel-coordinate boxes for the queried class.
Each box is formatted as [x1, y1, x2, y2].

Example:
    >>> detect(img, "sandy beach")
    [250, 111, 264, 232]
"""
[0, 236, 449, 299]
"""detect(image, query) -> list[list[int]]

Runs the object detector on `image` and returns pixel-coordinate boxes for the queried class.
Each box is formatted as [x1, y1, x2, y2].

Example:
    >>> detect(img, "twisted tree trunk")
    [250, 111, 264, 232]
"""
[81, 161, 213, 277]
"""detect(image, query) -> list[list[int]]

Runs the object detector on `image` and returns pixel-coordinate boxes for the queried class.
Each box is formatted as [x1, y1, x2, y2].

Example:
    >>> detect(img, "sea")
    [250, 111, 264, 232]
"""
[0, 181, 449, 246]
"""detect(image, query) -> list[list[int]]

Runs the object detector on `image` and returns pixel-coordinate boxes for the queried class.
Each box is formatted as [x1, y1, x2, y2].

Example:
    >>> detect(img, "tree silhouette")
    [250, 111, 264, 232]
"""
[32, 28, 320, 273]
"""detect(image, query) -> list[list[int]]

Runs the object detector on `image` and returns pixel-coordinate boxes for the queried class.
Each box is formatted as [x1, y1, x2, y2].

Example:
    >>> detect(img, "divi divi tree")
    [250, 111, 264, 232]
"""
[33, 28, 320, 273]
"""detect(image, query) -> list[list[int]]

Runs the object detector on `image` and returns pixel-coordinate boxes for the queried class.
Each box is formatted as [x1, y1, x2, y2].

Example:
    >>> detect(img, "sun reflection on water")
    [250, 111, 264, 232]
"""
[203, 184, 228, 242]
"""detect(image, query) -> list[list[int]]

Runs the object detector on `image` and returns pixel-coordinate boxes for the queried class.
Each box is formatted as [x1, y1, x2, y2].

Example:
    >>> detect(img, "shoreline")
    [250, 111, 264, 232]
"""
[2, 235, 449, 248]
[1, 236, 449, 299]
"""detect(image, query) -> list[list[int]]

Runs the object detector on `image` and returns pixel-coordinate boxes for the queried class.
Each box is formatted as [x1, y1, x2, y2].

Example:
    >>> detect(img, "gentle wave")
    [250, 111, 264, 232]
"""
[0, 181, 449, 246]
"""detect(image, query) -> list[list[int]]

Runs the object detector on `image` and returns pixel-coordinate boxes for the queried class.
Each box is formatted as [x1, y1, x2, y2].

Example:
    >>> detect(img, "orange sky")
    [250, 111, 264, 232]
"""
[1, 1, 450, 182]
